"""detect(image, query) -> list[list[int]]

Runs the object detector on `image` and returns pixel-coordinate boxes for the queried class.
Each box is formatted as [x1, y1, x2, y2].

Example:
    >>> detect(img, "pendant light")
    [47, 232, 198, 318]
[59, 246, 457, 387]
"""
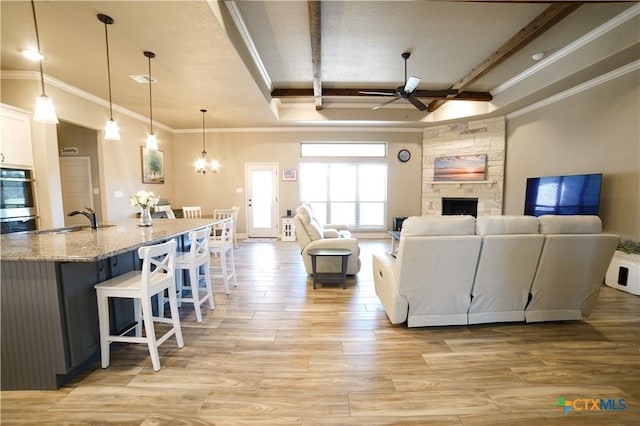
[194, 109, 219, 174]
[97, 13, 120, 140]
[30, 0, 58, 124]
[144, 51, 158, 150]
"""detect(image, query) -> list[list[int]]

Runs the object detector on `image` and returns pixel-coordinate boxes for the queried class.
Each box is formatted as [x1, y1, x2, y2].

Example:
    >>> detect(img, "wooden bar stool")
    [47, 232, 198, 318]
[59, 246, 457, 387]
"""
[94, 239, 184, 371]
[162, 226, 214, 322]
[210, 218, 237, 294]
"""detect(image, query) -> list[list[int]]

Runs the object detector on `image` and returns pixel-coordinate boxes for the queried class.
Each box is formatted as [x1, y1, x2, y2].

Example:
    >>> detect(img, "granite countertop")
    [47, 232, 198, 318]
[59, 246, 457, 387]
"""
[0, 218, 220, 262]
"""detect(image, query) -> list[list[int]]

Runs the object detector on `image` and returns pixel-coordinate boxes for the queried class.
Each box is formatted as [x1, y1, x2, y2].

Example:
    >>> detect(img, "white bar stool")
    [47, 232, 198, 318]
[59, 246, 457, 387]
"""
[162, 226, 214, 322]
[210, 218, 237, 294]
[94, 239, 184, 371]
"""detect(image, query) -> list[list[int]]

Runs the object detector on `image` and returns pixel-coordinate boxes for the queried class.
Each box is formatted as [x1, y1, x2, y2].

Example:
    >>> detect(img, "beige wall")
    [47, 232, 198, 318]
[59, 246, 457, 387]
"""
[57, 122, 103, 222]
[4, 72, 638, 241]
[504, 71, 640, 241]
[173, 130, 423, 235]
[1, 78, 174, 224]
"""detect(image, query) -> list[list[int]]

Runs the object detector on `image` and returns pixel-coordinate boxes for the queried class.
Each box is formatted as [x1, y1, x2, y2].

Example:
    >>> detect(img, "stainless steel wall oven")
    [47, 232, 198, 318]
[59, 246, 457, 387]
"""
[1, 167, 37, 233]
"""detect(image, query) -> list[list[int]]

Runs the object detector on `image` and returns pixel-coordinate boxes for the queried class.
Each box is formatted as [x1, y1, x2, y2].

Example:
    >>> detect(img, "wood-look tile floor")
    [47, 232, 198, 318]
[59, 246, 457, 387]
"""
[2, 240, 639, 425]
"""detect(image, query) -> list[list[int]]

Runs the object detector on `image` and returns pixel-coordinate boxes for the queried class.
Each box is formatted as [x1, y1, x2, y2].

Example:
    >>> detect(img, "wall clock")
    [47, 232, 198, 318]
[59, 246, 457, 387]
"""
[397, 149, 411, 163]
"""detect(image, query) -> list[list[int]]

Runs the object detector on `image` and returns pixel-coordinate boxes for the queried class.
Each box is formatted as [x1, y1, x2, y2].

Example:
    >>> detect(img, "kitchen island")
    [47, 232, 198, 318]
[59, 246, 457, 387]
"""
[1, 218, 219, 390]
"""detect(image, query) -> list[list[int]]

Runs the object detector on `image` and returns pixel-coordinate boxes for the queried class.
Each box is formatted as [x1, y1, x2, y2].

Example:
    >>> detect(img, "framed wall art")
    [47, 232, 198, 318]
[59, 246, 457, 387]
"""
[141, 147, 165, 184]
[434, 154, 487, 181]
[282, 169, 297, 181]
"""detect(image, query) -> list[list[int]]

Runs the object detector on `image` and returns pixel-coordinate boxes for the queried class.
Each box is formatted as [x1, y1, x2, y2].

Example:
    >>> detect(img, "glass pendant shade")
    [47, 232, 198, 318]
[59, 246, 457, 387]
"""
[144, 51, 157, 150]
[194, 108, 218, 174]
[30, 0, 58, 124]
[194, 156, 207, 173]
[98, 14, 120, 141]
[146, 133, 158, 150]
[104, 119, 120, 140]
[34, 95, 58, 124]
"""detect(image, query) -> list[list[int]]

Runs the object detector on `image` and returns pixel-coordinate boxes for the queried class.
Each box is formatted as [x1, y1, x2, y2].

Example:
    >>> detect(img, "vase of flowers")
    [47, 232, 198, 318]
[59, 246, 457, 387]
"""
[130, 190, 159, 227]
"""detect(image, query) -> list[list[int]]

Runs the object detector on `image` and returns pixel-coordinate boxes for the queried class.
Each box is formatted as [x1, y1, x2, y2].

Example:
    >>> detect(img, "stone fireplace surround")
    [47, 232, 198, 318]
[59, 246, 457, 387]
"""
[422, 117, 505, 216]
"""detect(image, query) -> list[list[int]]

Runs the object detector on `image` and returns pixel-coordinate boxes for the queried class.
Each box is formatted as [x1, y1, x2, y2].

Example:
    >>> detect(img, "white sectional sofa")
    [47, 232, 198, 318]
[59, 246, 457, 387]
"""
[373, 215, 618, 327]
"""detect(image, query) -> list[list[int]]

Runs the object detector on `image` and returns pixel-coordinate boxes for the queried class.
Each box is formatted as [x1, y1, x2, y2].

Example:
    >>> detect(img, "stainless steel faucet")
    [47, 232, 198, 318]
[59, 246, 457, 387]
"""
[67, 207, 98, 229]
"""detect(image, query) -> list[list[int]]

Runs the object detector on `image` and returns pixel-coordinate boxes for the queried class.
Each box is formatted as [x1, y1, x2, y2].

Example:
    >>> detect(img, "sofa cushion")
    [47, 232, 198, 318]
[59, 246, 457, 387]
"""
[476, 215, 539, 235]
[401, 215, 475, 236]
[538, 215, 602, 234]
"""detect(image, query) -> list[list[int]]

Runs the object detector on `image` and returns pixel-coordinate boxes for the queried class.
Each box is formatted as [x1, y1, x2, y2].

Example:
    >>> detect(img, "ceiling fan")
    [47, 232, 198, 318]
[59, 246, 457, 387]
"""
[359, 52, 459, 111]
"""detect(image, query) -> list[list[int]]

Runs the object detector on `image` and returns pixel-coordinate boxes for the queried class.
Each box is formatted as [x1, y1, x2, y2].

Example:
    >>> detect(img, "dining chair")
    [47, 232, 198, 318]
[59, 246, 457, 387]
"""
[182, 206, 202, 218]
[159, 226, 214, 322]
[213, 206, 239, 248]
[155, 204, 176, 219]
[210, 218, 237, 294]
[94, 239, 184, 371]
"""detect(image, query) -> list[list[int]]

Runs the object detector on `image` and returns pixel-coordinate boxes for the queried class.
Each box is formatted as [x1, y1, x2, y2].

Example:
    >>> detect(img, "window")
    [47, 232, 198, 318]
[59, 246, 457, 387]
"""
[299, 163, 387, 228]
[300, 142, 386, 157]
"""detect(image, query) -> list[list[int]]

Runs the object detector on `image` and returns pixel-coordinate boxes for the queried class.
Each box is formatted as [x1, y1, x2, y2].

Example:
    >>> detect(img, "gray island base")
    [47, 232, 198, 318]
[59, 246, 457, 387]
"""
[1, 219, 219, 390]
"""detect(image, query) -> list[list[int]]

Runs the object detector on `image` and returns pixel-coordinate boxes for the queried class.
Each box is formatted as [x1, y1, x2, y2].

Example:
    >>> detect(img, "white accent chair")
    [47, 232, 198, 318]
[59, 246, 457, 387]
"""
[293, 204, 361, 275]
[373, 215, 481, 327]
[525, 215, 619, 322]
[162, 226, 214, 323]
[182, 206, 202, 219]
[210, 218, 237, 294]
[214, 206, 239, 248]
[94, 239, 184, 371]
[468, 216, 544, 324]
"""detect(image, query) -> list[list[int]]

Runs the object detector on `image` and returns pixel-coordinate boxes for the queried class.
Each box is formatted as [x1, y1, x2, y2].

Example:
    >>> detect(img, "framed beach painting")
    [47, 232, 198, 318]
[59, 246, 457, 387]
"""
[141, 147, 165, 184]
[434, 154, 487, 181]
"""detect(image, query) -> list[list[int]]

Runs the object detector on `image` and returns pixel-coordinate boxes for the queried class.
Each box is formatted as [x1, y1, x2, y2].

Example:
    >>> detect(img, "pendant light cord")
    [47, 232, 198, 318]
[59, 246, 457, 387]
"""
[147, 54, 153, 135]
[201, 109, 207, 154]
[103, 22, 114, 120]
[30, 0, 46, 96]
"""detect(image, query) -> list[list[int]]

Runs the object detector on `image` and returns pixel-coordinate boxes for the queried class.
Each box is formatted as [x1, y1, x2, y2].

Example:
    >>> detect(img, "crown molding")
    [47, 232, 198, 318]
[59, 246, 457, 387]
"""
[1, 70, 173, 133]
[174, 126, 424, 134]
[506, 60, 639, 120]
[493, 3, 640, 95]
[223, 1, 273, 92]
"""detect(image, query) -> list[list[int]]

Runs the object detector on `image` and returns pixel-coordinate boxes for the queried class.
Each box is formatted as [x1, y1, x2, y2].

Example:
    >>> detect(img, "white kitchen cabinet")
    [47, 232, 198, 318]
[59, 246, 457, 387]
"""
[0, 105, 34, 167]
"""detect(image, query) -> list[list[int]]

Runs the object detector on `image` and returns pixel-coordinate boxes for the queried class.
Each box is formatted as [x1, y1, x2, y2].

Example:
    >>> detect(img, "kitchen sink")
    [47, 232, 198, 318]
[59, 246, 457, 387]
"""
[33, 224, 116, 234]
[34, 226, 85, 234]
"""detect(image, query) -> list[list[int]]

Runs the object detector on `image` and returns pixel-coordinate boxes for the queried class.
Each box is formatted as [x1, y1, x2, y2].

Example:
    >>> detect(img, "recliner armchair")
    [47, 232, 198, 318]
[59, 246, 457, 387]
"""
[294, 204, 361, 275]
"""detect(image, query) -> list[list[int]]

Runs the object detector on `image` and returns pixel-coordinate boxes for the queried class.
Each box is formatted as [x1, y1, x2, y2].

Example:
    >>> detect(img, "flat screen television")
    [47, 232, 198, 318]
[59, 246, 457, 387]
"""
[524, 173, 602, 217]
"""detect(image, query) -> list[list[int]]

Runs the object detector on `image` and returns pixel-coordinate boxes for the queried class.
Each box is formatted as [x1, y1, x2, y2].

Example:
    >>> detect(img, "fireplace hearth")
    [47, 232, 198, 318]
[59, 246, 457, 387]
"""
[442, 198, 478, 217]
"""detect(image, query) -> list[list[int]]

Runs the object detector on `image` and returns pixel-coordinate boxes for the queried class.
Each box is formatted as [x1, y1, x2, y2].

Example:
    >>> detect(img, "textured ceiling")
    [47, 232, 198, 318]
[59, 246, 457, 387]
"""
[1, 1, 637, 130]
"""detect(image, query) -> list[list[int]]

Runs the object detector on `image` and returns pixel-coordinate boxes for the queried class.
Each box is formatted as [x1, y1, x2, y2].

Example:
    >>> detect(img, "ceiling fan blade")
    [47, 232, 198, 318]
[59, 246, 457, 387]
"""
[403, 76, 420, 94]
[408, 96, 428, 111]
[359, 90, 395, 96]
[372, 97, 401, 110]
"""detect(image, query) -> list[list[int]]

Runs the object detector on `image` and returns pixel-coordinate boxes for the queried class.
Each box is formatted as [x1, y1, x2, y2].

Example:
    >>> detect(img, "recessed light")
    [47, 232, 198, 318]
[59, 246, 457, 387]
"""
[21, 49, 43, 61]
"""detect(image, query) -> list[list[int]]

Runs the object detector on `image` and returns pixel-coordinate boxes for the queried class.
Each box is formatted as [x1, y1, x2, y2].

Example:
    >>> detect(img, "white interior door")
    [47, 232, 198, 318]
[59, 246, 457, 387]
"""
[60, 157, 93, 226]
[246, 163, 279, 238]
